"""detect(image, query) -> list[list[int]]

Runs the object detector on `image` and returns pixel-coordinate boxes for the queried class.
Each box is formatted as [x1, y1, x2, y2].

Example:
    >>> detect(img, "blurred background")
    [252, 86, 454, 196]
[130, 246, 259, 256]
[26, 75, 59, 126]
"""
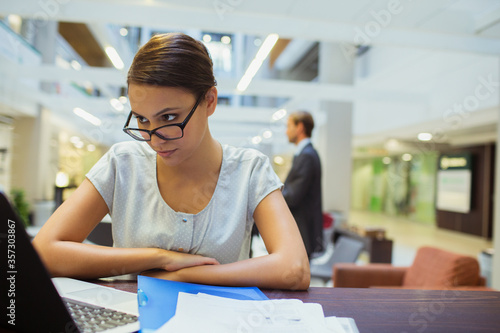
[0, 0, 499, 287]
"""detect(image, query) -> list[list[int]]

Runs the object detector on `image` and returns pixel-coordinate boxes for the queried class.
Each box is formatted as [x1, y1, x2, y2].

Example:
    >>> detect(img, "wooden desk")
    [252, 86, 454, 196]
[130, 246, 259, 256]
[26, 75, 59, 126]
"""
[100, 280, 500, 333]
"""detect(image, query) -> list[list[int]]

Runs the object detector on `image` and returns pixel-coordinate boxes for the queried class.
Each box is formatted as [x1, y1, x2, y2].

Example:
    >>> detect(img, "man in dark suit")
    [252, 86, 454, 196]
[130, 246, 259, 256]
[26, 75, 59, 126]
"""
[283, 111, 323, 259]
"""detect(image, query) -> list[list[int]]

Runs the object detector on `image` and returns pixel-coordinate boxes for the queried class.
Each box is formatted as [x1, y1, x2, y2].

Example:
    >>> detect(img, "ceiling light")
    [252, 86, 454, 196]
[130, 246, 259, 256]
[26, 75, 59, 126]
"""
[237, 59, 261, 91]
[273, 156, 285, 166]
[382, 157, 391, 164]
[87, 144, 96, 152]
[255, 34, 279, 61]
[272, 109, 287, 121]
[73, 107, 102, 126]
[105, 46, 124, 70]
[203, 34, 212, 43]
[251, 136, 262, 145]
[384, 139, 399, 150]
[69, 136, 80, 144]
[55, 171, 69, 187]
[221, 36, 231, 44]
[237, 33, 279, 92]
[110, 98, 124, 111]
[120, 28, 128, 37]
[7, 15, 22, 32]
[262, 130, 273, 139]
[56, 56, 70, 69]
[417, 132, 432, 141]
[118, 96, 128, 104]
[402, 153, 412, 162]
[71, 60, 81, 71]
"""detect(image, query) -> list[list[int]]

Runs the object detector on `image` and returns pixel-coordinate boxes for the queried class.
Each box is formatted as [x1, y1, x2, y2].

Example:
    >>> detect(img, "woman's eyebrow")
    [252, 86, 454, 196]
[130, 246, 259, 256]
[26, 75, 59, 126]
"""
[131, 106, 183, 118]
[153, 106, 182, 117]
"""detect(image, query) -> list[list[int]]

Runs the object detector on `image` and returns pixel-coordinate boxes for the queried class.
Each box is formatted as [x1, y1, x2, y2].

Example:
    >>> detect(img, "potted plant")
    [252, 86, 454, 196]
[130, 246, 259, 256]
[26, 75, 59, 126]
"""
[10, 188, 30, 227]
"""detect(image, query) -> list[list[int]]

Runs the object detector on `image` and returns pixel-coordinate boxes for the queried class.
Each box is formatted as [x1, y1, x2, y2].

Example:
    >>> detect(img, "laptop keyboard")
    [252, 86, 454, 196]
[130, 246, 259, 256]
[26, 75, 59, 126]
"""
[62, 297, 138, 332]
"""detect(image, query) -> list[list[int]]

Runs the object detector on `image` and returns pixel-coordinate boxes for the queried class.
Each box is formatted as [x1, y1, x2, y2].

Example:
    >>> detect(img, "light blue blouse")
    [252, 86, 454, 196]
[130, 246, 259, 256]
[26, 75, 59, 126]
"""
[86, 141, 282, 264]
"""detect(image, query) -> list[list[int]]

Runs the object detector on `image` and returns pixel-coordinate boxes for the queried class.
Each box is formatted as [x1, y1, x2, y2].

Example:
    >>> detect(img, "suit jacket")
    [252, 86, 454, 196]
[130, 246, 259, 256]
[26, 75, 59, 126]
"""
[282, 142, 323, 256]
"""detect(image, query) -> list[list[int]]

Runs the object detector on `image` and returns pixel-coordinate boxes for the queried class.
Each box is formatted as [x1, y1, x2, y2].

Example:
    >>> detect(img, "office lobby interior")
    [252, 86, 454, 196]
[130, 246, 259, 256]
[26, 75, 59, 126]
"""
[250, 210, 495, 287]
[1, 0, 500, 294]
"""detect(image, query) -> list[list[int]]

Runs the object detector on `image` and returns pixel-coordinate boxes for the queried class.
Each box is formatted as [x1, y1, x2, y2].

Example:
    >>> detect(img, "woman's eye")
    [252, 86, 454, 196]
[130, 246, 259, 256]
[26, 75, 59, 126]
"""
[133, 115, 148, 124]
[163, 114, 177, 122]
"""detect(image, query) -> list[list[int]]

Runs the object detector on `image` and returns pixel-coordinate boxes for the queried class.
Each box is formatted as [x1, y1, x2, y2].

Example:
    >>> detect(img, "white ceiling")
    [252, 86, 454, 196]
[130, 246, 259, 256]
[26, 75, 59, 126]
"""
[0, 0, 499, 151]
[2, 0, 499, 50]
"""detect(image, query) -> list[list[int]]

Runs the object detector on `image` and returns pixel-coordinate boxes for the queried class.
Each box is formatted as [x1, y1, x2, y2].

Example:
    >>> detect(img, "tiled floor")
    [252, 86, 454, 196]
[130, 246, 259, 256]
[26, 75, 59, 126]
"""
[348, 210, 493, 264]
[251, 210, 494, 287]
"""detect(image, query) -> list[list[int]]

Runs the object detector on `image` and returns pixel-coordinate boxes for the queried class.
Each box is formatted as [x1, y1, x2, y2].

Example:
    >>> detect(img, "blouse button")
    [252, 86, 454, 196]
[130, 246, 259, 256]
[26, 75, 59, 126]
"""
[182, 218, 188, 223]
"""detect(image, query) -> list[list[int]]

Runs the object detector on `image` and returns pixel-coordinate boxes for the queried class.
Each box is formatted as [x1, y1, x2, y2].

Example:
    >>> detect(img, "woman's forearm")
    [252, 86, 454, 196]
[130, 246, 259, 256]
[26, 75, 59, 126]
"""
[145, 253, 310, 290]
[33, 240, 218, 279]
[36, 241, 164, 278]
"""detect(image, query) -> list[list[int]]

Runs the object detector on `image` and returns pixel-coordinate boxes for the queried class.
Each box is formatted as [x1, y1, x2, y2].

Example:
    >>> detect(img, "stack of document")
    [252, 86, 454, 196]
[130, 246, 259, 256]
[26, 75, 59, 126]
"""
[137, 275, 270, 331]
[155, 292, 359, 333]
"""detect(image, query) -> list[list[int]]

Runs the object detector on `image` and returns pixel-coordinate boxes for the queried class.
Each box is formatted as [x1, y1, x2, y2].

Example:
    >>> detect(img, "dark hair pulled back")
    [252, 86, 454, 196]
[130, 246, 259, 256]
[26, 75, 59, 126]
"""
[127, 32, 217, 98]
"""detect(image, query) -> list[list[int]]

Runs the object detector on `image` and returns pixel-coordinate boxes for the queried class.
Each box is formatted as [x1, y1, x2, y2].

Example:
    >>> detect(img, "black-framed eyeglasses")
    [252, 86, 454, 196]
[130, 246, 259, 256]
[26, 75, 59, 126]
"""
[123, 94, 203, 141]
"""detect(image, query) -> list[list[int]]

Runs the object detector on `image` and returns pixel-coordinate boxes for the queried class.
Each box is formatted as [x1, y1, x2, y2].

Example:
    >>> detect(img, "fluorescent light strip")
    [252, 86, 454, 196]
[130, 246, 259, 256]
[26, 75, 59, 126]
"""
[105, 46, 124, 70]
[73, 107, 102, 126]
[255, 33, 279, 61]
[237, 33, 279, 92]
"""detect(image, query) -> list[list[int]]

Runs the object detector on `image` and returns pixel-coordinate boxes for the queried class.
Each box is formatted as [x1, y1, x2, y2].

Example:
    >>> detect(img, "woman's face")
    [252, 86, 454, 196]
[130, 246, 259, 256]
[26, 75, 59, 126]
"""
[128, 84, 213, 167]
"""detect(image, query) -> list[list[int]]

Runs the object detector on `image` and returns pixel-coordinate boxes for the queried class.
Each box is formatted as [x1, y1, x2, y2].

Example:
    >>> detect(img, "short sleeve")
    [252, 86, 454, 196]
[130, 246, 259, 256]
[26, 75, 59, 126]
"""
[85, 147, 116, 213]
[247, 154, 283, 221]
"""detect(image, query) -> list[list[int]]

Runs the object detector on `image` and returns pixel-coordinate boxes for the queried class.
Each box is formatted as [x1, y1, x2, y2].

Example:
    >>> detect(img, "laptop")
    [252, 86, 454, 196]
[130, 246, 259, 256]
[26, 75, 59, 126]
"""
[0, 192, 140, 333]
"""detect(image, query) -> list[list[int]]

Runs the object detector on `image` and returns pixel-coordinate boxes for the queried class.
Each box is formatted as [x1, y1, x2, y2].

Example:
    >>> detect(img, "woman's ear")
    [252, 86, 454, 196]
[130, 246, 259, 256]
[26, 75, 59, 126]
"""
[204, 86, 218, 117]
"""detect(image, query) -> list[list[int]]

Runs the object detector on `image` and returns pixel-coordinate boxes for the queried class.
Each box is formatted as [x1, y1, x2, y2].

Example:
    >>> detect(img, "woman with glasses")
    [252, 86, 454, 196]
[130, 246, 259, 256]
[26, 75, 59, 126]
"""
[33, 33, 310, 290]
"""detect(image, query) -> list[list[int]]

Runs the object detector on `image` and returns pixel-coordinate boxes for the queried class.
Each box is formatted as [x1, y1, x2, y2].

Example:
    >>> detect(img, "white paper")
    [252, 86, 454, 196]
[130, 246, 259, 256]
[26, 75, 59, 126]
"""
[326, 317, 359, 333]
[155, 292, 352, 333]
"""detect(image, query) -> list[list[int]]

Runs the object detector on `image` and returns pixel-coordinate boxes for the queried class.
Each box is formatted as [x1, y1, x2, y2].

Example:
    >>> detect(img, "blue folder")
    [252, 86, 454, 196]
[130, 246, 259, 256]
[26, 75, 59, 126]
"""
[137, 275, 268, 332]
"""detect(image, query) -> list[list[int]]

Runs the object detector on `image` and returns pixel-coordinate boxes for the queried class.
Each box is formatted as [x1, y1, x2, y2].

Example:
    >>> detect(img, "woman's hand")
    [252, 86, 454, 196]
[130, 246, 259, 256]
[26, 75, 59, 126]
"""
[141, 250, 219, 282]
[159, 250, 219, 272]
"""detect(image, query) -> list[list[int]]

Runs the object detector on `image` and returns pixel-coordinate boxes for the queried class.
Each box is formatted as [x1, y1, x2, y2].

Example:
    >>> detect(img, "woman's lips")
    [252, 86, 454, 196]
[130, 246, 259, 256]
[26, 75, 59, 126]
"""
[156, 149, 177, 158]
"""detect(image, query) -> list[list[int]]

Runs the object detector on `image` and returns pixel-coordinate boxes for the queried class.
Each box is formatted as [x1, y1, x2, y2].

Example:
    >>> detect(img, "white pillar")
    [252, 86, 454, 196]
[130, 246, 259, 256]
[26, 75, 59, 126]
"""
[35, 20, 58, 202]
[11, 21, 58, 224]
[12, 108, 53, 203]
[492, 59, 500, 290]
[231, 33, 244, 107]
[317, 42, 354, 217]
[12, 117, 37, 204]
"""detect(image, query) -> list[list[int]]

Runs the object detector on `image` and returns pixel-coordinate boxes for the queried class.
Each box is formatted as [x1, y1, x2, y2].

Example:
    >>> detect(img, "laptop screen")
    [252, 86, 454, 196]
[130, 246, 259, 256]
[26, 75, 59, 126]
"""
[0, 193, 79, 333]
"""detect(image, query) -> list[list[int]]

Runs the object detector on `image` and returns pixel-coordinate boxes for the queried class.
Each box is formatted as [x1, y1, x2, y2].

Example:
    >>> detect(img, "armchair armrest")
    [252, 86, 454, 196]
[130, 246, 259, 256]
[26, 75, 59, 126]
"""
[477, 276, 487, 286]
[333, 263, 408, 288]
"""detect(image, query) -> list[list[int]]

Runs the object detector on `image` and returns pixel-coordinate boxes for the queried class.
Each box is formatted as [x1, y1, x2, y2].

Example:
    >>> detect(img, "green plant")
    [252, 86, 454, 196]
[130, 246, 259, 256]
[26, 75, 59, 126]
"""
[10, 188, 30, 227]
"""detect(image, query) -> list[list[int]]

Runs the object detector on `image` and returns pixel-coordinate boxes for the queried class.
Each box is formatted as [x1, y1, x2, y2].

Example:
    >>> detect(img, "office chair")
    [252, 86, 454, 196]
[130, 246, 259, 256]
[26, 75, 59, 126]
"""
[310, 236, 365, 284]
[311, 213, 335, 260]
[86, 221, 113, 247]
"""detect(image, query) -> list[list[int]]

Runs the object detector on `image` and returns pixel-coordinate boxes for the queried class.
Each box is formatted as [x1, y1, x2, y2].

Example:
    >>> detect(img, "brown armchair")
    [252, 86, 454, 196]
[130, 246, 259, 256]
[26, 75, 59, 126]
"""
[333, 246, 490, 290]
